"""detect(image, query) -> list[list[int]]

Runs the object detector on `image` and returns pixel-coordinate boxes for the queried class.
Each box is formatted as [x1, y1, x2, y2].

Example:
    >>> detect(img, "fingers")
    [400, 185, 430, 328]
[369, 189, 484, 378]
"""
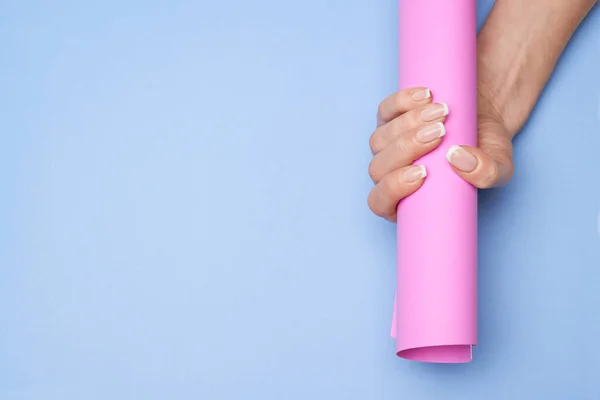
[369, 89, 516, 226]
[369, 122, 445, 183]
[368, 165, 427, 222]
[445, 143, 514, 188]
[377, 87, 433, 127]
[370, 102, 449, 154]
[368, 88, 448, 222]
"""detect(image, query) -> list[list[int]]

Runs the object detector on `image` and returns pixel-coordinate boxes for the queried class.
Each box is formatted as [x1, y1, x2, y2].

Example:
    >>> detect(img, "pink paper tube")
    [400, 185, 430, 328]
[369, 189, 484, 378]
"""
[391, 0, 478, 363]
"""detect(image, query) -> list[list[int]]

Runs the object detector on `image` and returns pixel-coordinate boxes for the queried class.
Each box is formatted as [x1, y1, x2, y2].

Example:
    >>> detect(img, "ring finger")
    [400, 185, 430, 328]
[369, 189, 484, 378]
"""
[368, 121, 446, 183]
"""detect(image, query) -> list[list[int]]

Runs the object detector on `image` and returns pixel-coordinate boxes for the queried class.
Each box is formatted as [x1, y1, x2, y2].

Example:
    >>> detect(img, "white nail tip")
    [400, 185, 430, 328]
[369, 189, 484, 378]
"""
[424, 89, 431, 98]
[446, 145, 461, 163]
[441, 103, 449, 116]
[437, 122, 446, 137]
[417, 165, 427, 178]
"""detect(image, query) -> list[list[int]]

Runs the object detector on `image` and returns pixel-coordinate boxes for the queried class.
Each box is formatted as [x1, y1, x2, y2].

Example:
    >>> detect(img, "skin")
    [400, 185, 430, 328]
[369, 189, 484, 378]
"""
[368, 0, 598, 222]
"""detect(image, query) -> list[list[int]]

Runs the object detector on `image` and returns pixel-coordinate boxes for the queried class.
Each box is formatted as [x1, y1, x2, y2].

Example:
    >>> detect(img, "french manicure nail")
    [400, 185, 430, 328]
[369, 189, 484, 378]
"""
[420, 103, 449, 122]
[446, 145, 477, 172]
[416, 122, 446, 143]
[411, 89, 431, 102]
[403, 165, 427, 182]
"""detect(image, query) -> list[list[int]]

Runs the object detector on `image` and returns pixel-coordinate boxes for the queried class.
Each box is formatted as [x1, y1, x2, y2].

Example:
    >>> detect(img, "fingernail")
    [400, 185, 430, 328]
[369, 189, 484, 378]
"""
[403, 165, 427, 182]
[416, 122, 446, 143]
[411, 88, 431, 102]
[446, 145, 477, 172]
[420, 103, 449, 122]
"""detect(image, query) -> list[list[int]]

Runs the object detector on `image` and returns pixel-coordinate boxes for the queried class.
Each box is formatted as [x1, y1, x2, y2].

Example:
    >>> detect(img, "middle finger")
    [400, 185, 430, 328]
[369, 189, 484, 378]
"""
[370, 102, 449, 154]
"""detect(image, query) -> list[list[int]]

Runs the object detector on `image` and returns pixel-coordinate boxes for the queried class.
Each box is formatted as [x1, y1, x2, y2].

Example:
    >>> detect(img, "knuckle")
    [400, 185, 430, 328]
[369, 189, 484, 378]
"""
[479, 162, 499, 188]
[369, 130, 381, 153]
[368, 159, 380, 182]
[367, 191, 384, 216]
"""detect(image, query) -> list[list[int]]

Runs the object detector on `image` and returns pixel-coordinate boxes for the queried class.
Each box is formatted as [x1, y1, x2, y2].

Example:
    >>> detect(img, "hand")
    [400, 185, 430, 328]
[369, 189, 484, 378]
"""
[367, 87, 515, 222]
[367, 87, 446, 222]
[368, 0, 596, 223]
[446, 96, 514, 189]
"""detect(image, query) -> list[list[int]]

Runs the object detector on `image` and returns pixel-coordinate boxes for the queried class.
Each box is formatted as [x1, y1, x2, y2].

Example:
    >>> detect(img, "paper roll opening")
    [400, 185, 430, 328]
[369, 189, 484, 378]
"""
[397, 345, 472, 363]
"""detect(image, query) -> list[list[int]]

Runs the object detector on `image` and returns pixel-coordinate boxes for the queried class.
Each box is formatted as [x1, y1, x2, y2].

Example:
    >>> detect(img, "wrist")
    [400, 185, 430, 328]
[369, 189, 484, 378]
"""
[476, 32, 526, 137]
[476, 0, 596, 136]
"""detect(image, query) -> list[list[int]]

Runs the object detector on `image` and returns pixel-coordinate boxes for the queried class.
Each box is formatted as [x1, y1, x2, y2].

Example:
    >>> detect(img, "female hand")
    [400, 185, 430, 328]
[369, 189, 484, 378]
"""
[367, 87, 446, 222]
[368, 0, 596, 223]
[367, 87, 515, 222]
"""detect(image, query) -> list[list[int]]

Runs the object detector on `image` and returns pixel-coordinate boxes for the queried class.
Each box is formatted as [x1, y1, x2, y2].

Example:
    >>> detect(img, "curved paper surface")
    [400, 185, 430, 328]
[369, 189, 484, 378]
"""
[393, 0, 478, 363]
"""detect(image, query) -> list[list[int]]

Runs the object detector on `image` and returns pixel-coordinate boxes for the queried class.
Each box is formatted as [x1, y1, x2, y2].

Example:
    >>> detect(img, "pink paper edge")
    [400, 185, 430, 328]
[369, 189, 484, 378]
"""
[391, 293, 473, 363]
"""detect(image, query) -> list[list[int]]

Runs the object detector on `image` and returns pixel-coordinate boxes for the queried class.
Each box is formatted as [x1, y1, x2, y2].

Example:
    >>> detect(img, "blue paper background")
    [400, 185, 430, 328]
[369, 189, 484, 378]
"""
[1, 0, 599, 398]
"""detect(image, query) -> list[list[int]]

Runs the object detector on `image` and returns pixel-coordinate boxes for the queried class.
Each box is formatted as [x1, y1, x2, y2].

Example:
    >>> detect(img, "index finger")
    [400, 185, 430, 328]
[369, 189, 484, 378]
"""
[377, 87, 432, 126]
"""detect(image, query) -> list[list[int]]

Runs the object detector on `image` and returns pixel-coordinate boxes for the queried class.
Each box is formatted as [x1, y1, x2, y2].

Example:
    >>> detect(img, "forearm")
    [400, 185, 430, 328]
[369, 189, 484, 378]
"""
[477, 0, 597, 135]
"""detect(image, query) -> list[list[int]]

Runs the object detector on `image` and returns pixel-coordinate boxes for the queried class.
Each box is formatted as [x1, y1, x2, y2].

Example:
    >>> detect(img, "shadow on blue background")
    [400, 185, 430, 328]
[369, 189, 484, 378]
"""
[1, 0, 599, 399]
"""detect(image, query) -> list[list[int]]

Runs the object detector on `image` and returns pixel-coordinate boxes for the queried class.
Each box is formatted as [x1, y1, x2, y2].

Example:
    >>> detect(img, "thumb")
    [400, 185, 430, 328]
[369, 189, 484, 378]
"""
[445, 127, 514, 188]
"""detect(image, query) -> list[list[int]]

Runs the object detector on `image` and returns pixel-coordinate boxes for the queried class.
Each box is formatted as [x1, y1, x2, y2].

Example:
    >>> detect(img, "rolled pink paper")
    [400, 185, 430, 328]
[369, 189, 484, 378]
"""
[391, 0, 478, 363]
